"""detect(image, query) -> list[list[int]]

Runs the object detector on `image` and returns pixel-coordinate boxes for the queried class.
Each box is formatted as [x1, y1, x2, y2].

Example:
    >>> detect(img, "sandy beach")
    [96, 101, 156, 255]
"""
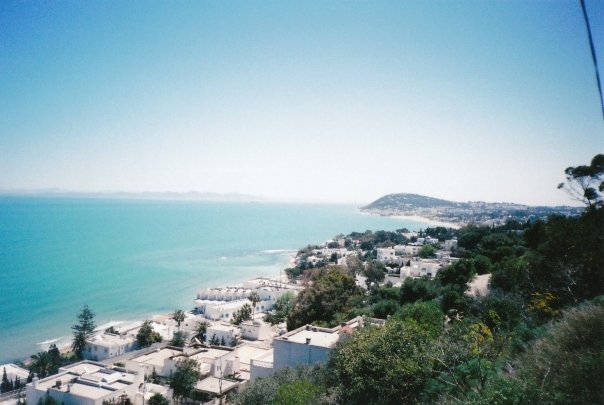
[390, 214, 462, 229]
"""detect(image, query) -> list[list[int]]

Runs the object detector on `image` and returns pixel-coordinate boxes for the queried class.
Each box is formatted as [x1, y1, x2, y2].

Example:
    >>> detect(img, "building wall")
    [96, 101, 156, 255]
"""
[272, 339, 332, 371]
[84, 339, 138, 361]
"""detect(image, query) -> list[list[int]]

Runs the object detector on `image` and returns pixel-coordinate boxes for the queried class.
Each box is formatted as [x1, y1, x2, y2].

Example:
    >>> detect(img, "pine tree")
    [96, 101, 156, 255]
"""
[72, 305, 96, 359]
[1, 367, 11, 393]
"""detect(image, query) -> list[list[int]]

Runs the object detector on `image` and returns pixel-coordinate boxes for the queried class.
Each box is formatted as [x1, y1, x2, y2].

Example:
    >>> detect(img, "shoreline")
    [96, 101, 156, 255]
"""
[14, 251, 298, 366]
[389, 214, 462, 229]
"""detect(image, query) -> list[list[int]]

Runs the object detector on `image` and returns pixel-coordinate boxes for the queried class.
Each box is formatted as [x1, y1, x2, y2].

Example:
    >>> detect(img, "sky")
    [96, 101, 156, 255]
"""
[1, 0, 603, 206]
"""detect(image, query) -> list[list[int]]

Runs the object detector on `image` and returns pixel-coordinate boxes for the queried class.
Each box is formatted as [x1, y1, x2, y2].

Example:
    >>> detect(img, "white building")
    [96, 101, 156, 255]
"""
[240, 320, 272, 341]
[173, 347, 240, 378]
[206, 323, 240, 345]
[425, 236, 440, 245]
[84, 333, 138, 362]
[443, 239, 458, 250]
[401, 259, 444, 278]
[397, 244, 422, 256]
[26, 361, 142, 405]
[376, 248, 396, 263]
[0, 363, 29, 388]
[250, 316, 384, 381]
[195, 300, 250, 322]
[125, 347, 184, 378]
[194, 278, 301, 321]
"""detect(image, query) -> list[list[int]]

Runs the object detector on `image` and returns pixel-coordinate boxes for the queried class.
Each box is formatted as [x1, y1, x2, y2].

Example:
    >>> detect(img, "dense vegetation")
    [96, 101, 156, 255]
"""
[234, 155, 604, 404]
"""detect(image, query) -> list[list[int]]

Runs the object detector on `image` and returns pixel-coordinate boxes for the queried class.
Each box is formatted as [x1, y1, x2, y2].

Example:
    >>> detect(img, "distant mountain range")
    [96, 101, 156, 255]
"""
[0, 189, 267, 202]
[361, 193, 583, 225]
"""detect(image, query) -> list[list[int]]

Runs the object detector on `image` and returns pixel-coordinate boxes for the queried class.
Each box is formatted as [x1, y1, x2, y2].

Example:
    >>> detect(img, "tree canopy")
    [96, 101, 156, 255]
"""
[71, 305, 95, 359]
[287, 266, 362, 330]
[170, 358, 201, 403]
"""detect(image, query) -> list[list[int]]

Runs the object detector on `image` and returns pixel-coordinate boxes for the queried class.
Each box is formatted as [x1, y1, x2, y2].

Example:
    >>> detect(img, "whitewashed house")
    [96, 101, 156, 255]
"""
[26, 361, 141, 405]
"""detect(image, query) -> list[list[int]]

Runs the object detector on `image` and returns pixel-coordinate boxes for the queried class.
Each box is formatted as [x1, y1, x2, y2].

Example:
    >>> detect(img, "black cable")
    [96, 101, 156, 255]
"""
[580, 0, 604, 122]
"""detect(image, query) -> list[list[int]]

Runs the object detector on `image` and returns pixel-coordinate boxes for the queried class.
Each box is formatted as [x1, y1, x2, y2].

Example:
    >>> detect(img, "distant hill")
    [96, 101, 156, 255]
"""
[361, 193, 582, 225]
[363, 193, 465, 210]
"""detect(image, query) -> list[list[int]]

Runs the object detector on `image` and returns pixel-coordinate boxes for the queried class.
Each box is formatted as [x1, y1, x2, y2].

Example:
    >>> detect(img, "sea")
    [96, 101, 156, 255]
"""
[0, 196, 434, 363]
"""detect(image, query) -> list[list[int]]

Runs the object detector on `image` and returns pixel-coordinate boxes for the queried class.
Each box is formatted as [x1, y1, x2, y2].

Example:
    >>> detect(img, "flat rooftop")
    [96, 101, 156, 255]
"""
[181, 348, 232, 362]
[35, 367, 136, 400]
[208, 323, 238, 332]
[88, 333, 136, 346]
[129, 348, 182, 368]
[236, 345, 272, 367]
[278, 328, 339, 348]
[195, 376, 239, 394]
[0, 363, 29, 380]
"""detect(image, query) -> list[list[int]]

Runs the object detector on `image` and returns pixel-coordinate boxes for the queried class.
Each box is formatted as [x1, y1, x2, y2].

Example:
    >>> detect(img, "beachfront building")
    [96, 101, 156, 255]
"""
[125, 347, 183, 378]
[26, 361, 142, 405]
[194, 278, 302, 321]
[171, 347, 240, 379]
[126, 345, 240, 380]
[206, 323, 240, 345]
[84, 333, 138, 362]
[249, 316, 384, 381]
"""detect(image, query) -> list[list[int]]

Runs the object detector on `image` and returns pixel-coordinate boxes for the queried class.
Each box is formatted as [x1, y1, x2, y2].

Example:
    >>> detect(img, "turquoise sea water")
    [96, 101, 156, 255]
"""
[0, 197, 432, 363]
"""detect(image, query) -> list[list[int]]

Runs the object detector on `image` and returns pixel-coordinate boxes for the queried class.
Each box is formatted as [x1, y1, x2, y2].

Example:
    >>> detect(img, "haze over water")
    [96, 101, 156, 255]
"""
[0, 196, 434, 363]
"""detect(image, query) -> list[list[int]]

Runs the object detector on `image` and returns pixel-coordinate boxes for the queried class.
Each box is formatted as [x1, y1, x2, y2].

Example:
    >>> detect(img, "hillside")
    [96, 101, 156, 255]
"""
[361, 193, 582, 225]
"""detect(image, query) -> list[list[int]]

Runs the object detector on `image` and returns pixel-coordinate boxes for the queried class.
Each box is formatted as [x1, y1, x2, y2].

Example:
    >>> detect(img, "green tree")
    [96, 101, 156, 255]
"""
[264, 292, 294, 325]
[47, 344, 62, 376]
[363, 260, 386, 289]
[232, 303, 253, 325]
[170, 331, 187, 347]
[330, 319, 433, 405]
[208, 334, 220, 346]
[273, 379, 323, 405]
[436, 259, 476, 288]
[370, 299, 400, 319]
[232, 364, 326, 405]
[399, 277, 438, 305]
[170, 358, 201, 403]
[429, 319, 507, 401]
[147, 394, 169, 405]
[192, 321, 208, 343]
[396, 300, 444, 338]
[418, 244, 437, 258]
[148, 368, 160, 384]
[172, 309, 186, 330]
[137, 320, 162, 348]
[345, 255, 365, 275]
[38, 397, 59, 405]
[287, 266, 362, 330]
[1, 368, 12, 393]
[517, 304, 604, 404]
[558, 153, 604, 208]
[30, 351, 51, 378]
[71, 305, 96, 359]
[247, 291, 261, 319]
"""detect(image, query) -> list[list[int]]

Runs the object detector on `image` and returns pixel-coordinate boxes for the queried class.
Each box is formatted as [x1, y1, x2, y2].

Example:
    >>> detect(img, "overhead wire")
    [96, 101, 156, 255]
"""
[579, 0, 604, 123]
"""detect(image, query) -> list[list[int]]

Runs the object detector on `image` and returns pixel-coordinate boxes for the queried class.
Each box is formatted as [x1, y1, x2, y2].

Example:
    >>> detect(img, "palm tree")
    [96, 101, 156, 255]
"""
[30, 351, 51, 378]
[247, 292, 261, 320]
[192, 321, 208, 343]
[172, 309, 186, 331]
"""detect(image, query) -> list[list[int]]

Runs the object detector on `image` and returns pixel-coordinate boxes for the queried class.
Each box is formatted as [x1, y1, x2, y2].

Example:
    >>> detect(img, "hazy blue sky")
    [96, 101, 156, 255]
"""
[1, 0, 603, 205]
